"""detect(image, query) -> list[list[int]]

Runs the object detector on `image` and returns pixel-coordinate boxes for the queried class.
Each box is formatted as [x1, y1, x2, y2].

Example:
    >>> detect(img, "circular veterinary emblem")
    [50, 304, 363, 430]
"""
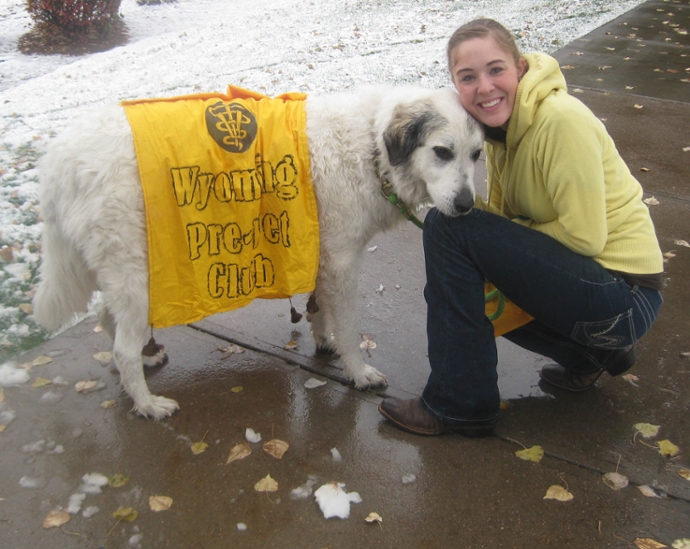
[205, 101, 257, 153]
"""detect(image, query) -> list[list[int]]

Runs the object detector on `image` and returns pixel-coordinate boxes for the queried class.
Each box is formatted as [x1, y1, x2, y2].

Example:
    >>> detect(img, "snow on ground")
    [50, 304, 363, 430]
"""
[0, 0, 646, 361]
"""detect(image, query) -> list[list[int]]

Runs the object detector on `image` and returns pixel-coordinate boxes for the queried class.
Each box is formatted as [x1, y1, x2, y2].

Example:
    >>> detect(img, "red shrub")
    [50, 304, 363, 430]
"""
[26, 0, 123, 42]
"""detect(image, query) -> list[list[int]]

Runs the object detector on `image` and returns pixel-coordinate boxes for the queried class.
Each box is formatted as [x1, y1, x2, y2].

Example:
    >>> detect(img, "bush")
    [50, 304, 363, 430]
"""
[26, 0, 123, 43]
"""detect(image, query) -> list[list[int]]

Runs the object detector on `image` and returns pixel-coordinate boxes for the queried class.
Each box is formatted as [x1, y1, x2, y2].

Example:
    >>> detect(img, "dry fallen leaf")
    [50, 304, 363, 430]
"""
[623, 373, 640, 386]
[112, 506, 138, 521]
[32, 377, 52, 388]
[515, 445, 544, 463]
[75, 380, 97, 393]
[674, 239, 690, 247]
[100, 399, 116, 409]
[644, 196, 660, 205]
[657, 439, 680, 457]
[365, 511, 383, 525]
[191, 441, 209, 455]
[263, 439, 290, 459]
[230, 386, 243, 393]
[635, 422, 661, 438]
[149, 495, 173, 512]
[672, 539, 690, 549]
[634, 104, 644, 109]
[226, 442, 252, 464]
[635, 538, 668, 549]
[108, 473, 129, 488]
[43, 510, 71, 529]
[254, 474, 279, 492]
[92, 351, 112, 363]
[359, 339, 377, 351]
[637, 485, 662, 498]
[283, 340, 298, 350]
[640, 167, 651, 172]
[603, 471, 629, 490]
[678, 468, 690, 480]
[543, 485, 573, 501]
[32, 356, 53, 367]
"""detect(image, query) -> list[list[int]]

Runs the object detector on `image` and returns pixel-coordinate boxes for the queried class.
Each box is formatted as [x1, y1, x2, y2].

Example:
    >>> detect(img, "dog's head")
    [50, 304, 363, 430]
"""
[380, 89, 484, 217]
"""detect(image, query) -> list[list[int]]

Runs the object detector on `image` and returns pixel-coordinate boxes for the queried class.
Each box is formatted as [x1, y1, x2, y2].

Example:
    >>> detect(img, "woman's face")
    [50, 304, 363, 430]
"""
[449, 35, 526, 129]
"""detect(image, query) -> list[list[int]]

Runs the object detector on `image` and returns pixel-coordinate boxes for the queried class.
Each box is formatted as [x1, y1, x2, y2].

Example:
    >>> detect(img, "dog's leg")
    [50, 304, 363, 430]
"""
[309, 287, 336, 353]
[103, 287, 179, 419]
[319, 253, 387, 389]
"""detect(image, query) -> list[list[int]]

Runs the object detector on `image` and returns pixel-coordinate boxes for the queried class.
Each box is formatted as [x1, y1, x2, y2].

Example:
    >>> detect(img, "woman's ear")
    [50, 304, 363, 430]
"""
[517, 56, 528, 81]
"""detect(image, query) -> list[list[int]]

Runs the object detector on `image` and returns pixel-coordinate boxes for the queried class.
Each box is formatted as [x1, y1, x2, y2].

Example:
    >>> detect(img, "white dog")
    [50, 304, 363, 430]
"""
[32, 85, 483, 419]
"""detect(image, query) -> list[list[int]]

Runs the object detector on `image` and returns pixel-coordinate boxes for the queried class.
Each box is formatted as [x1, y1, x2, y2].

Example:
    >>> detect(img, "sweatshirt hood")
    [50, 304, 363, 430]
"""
[508, 53, 567, 145]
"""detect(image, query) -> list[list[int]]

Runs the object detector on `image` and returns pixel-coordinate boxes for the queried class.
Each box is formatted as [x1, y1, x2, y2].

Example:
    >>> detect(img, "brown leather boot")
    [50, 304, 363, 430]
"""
[539, 345, 637, 392]
[378, 397, 496, 437]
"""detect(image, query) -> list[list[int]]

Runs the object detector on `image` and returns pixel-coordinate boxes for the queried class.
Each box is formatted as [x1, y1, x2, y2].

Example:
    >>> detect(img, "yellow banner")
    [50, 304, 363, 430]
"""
[122, 86, 319, 328]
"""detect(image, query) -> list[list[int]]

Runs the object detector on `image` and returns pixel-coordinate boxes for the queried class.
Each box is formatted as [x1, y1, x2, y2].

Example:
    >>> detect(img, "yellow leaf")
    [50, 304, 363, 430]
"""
[92, 351, 112, 363]
[603, 472, 629, 490]
[226, 442, 252, 464]
[230, 386, 243, 393]
[634, 104, 644, 109]
[640, 167, 651, 172]
[191, 441, 209, 455]
[32, 377, 52, 388]
[149, 495, 173, 512]
[100, 399, 116, 409]
[283, 340, 298, 350]
[112, 506, 138, 521]
[75, 380, 97, 393]
[254, 474, 278, 492]
[672, 539, 690, 549]
[634, 538, 668, 549]
[42, 510, 71, 529]
[678, 468, 690, 480]
[543, 485, 574, 501]
[365, 511, 383, 524]
[658, 439, 680, 457]
[634, 423, 660, 438]
[515, 445, 544, 463]
[637, 485, 661, 498]
[108, 473, 129, 488]
[32, 356, 52, 366]
[263, 439, 289, 459]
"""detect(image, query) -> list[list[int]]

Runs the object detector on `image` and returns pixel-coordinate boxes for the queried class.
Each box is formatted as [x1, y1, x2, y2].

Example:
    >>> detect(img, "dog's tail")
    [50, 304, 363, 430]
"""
[33, 229, 96, 332]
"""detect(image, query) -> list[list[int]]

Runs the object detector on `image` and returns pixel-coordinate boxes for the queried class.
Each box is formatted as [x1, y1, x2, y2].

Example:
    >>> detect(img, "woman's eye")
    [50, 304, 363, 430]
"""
[433, 146, 454, 161]
[471, 149, 481, 162]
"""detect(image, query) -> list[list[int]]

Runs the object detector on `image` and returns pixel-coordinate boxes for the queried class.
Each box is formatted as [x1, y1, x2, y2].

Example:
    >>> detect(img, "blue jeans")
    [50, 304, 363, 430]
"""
[421, 208, 662, 427]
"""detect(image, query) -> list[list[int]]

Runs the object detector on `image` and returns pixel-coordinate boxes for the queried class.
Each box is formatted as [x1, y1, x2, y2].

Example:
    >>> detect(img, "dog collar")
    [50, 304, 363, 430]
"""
[373, 154, 424, 230]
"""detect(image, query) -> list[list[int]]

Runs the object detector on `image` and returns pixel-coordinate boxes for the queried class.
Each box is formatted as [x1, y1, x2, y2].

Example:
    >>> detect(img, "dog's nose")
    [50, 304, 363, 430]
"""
[453, 188, 474, 215]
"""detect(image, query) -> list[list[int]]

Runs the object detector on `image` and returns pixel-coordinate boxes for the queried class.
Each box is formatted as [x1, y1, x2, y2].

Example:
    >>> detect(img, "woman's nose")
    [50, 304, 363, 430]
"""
[476, 73, 494, 94]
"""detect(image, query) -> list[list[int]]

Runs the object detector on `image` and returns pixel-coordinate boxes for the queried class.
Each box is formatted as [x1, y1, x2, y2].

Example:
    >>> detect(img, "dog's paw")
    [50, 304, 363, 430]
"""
[349, 364, 387, 390]
[134, 395, 179, 420]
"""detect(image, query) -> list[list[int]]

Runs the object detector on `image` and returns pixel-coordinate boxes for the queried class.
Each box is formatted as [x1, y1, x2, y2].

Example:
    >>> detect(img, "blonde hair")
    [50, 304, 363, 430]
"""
[446, 19, 521, 74]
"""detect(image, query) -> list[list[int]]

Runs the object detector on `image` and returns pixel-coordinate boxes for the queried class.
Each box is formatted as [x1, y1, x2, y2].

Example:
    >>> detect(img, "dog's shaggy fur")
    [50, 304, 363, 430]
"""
[33, 85, 483, 419]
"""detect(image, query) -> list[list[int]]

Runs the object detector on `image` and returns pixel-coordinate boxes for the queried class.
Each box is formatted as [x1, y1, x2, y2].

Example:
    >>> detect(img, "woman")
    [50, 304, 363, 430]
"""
[378, 19, 664, 437]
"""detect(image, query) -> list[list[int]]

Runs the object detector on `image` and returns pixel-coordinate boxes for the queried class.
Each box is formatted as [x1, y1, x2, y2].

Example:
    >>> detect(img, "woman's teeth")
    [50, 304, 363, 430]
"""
[480, 98, 501, 108]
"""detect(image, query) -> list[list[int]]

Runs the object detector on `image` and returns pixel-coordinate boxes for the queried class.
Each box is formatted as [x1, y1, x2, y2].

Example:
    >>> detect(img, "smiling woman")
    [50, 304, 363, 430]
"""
[378, 17, 665, 438]
[447, 20, 526, 129]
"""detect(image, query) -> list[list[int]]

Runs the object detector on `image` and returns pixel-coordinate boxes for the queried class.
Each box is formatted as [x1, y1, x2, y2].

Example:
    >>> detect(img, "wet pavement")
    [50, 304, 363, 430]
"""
[1, 1, 689, 547]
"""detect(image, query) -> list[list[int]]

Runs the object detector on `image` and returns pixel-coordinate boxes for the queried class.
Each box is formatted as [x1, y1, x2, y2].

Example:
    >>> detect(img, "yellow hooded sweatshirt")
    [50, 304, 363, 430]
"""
[480, 53, 663, 279]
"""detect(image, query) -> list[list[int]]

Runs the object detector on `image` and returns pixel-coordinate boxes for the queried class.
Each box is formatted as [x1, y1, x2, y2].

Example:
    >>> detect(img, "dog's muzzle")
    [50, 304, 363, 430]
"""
[453, 187, 475, 216]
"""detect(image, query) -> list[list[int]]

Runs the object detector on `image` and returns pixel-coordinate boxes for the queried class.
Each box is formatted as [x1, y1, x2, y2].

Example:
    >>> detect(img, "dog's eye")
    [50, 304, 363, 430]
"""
[433, 146, 454, 161]
[471, 149, 482, 162]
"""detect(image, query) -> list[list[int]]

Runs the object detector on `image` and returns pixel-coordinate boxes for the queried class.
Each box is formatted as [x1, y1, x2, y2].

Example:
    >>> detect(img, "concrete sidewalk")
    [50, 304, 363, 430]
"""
[1, 1, 688, 547]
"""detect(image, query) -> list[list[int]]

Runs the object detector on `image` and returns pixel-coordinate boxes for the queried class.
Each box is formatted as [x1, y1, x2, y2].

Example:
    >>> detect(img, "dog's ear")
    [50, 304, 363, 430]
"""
[383, 102, 439, 166]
